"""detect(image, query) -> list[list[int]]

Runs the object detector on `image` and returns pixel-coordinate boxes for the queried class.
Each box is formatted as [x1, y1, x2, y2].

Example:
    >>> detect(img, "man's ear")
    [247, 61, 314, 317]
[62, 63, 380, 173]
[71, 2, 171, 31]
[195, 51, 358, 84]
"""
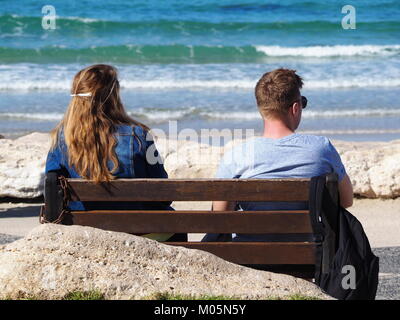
[292, 102, 301, 115]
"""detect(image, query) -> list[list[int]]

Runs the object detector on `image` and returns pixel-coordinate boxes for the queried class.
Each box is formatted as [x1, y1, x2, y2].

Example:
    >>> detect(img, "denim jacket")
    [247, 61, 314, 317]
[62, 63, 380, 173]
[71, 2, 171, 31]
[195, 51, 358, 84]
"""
[45, 124, 172, 212]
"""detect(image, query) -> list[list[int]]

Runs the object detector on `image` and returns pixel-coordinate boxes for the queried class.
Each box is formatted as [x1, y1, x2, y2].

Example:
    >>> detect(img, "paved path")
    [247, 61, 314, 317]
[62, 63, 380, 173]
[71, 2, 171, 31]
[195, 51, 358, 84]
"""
[372, 247, 400, 300]
[1, 200, 399, 299]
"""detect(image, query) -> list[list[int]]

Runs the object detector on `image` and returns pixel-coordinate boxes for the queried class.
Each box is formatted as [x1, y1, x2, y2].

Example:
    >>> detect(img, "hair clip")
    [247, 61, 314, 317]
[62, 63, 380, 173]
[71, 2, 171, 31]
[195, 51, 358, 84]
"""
[70, 92, 92, 97]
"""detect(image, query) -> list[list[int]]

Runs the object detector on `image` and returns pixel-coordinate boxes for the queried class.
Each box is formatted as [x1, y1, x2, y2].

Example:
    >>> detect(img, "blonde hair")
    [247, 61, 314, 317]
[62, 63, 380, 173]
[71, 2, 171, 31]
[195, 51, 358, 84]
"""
[50, 64, 149, 182]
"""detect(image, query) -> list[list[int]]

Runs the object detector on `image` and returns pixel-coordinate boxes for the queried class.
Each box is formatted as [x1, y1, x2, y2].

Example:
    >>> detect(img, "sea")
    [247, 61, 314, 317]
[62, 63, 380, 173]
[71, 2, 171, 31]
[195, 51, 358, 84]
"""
[0, 0, 399, 142]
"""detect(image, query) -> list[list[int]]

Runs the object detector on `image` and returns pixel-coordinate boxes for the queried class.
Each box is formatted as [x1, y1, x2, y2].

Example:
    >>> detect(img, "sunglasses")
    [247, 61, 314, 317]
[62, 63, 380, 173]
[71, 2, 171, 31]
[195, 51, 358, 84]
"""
[298, 96, 307, 109]
[290, 96, 307, 109]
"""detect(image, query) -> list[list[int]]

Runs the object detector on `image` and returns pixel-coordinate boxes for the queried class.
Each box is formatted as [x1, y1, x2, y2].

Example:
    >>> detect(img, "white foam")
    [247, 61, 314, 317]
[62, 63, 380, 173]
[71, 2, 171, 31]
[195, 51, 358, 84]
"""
[303, 108, 400, 118]
[2, 108, 399, 122]
[1, 78, 399, 91]
[0, 57, 399, 91]
[63, 16, 100, 23]
[255, 45, 400, 57]
[0, 112, 63, 121]
[0, 80, 71, 91]
[128, 107, 197, 122]
[201, 111, 260, 120]
[121, 80, 256, 90]
[306, 79, 400, 89]
[202, 108, 400, 120]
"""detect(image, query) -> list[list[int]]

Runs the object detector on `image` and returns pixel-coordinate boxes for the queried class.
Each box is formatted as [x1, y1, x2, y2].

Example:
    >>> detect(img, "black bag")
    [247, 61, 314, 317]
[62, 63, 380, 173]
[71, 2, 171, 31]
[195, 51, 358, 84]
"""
[315, 203, 379, 300]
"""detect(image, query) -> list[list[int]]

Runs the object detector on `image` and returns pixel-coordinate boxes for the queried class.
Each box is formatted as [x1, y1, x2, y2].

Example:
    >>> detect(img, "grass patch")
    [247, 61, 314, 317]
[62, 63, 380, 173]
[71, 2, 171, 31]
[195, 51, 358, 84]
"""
[144, 292, 238, 300]
[2, 291, 320, 301]
[62, 290, 105, 300]
[1, 290, 105, 300]
[268, 294, 320, 300]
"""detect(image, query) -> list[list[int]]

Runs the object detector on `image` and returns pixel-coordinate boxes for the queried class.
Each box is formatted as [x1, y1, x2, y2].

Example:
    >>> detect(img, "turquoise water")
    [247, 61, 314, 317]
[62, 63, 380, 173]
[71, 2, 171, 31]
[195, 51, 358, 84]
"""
[0, 0, 399, 140]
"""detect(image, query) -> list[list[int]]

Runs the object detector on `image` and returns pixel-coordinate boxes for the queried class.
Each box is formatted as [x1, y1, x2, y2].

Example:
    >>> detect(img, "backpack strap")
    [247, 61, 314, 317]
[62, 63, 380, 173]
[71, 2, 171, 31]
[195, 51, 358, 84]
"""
[309, 173, 339, 282]
[309, 175, 325, 282]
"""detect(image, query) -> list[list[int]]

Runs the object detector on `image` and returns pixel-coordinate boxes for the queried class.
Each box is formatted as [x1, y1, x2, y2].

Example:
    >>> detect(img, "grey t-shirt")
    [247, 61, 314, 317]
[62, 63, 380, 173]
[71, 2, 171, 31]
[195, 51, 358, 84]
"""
[215, 133, 346, 241]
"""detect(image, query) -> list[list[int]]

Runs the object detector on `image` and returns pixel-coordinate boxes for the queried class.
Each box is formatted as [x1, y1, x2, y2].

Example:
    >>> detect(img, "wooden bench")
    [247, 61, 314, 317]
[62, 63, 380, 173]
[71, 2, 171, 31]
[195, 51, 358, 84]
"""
[41, 172, 340, 280]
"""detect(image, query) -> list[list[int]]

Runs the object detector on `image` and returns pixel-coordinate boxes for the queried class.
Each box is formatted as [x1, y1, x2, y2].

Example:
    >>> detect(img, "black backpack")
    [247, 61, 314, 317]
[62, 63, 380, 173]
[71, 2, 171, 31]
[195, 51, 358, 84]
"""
[311, 175, 379, 300]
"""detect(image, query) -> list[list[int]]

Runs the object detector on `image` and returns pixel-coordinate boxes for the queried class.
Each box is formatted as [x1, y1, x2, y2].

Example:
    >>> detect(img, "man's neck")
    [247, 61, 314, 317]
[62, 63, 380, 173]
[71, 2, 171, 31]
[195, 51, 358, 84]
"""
[262, 119, 295, 139]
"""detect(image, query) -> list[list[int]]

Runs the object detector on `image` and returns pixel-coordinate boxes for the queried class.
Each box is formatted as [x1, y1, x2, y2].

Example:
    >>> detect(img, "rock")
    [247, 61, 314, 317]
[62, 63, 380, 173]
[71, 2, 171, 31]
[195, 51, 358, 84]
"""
[0, 133, 51, 198]
[0, 224, 331, 300]
[0, 134, 4, 139]
[159, 138, 224, 179]
[0, 132, 399, 199]
[338, 140, 400, 198]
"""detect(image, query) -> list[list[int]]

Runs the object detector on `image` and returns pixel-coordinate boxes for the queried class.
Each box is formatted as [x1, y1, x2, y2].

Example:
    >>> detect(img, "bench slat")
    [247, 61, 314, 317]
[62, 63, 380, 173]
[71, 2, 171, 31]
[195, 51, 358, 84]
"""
[70, 210, 313, 234]
[66, 179, 310, 202]
[165, 242, 317, 265]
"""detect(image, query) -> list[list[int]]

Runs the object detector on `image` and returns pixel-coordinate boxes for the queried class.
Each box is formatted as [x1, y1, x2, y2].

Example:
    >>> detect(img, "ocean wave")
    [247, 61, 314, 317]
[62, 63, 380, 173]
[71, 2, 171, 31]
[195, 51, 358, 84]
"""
[0, 44, 261, 64]
[255, 45, 400, 57]
[304, 109, 400, 118]
[62, 16, 100, 23]
[0, 43, 399, 64]
[0, 112, 63, 121]
[202, 109, 400, 120]
[3, 108, 399, 122]
[2, 14, 400, 32]
[128, 107, 199, 122]
[1, 78, 399, 91]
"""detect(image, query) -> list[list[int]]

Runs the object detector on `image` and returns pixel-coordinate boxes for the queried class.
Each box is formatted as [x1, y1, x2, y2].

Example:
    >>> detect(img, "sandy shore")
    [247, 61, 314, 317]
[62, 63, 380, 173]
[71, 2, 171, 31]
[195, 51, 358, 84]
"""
[0, 198, 399, 299]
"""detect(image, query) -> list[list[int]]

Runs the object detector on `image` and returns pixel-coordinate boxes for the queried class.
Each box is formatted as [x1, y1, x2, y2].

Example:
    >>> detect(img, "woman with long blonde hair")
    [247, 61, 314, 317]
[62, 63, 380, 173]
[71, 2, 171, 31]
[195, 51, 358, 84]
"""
[45, 64, 185, 242]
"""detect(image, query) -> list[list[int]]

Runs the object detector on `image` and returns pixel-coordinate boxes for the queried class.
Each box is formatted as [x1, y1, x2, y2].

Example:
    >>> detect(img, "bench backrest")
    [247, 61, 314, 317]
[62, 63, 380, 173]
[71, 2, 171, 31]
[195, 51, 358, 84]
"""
[43, 173, 339, 279]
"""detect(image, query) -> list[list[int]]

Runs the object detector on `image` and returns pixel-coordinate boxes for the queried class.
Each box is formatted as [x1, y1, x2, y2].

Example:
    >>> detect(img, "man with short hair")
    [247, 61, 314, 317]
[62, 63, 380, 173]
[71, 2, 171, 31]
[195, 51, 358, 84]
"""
[207, 68, 353, 242]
